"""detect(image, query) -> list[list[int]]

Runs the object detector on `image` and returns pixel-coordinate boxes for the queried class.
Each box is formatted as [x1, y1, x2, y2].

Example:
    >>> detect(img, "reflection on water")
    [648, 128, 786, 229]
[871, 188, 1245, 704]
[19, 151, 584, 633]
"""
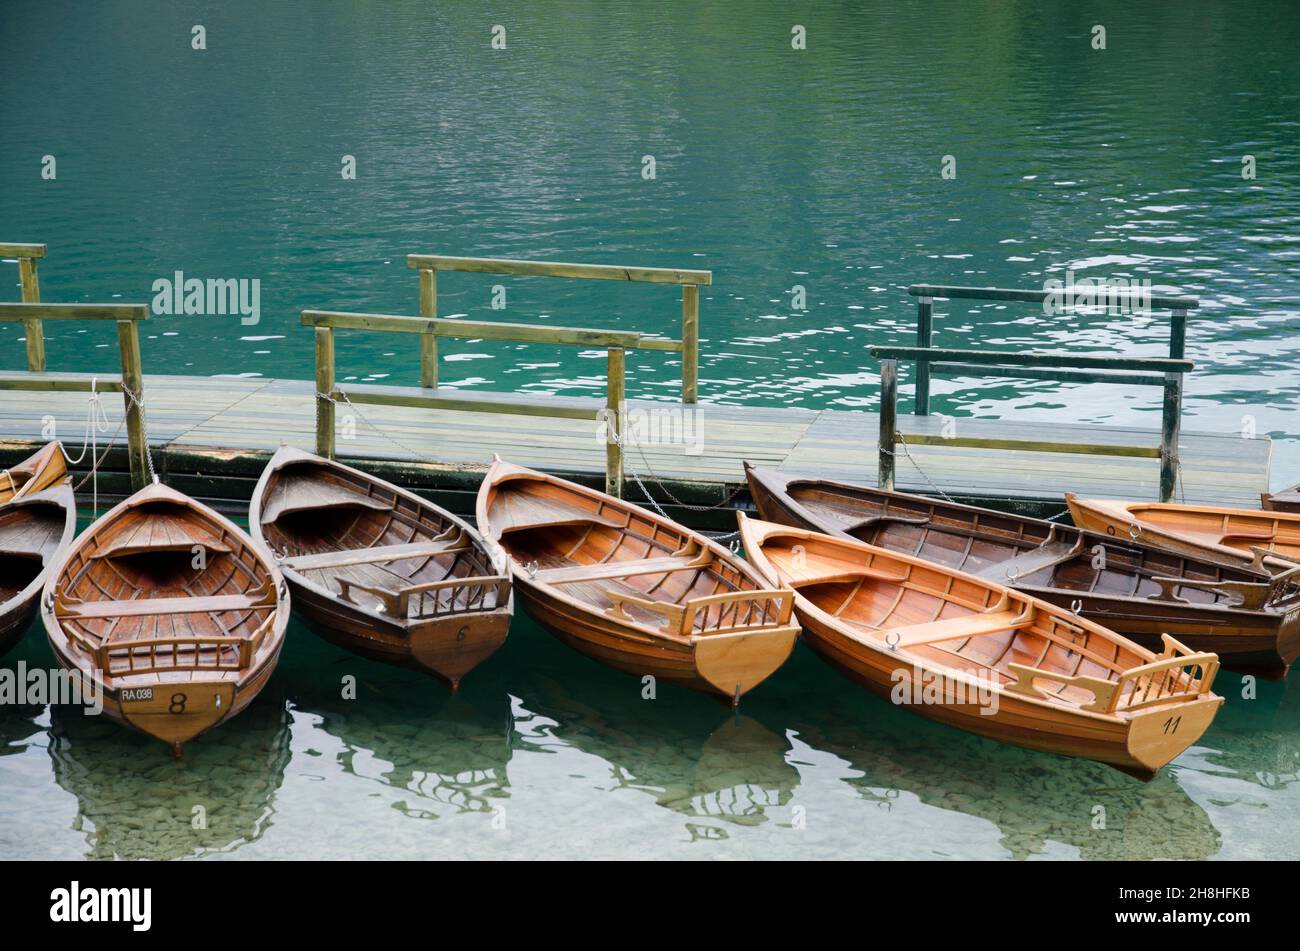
[310, 682, 513, 821]
[47, 697, 291, 860]
[516, 671, 797, 834]
[3, 616, 1300, 859]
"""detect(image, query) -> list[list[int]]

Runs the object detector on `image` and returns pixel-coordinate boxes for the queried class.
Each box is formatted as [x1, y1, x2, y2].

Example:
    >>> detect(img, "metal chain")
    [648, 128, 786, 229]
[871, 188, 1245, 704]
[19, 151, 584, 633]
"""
[121, 384, 158, 483]
[317, 388, 431, 460]
[885, 432, 1078, 522]
[883, 433, 961, 505]
[613, 420, 745, 513]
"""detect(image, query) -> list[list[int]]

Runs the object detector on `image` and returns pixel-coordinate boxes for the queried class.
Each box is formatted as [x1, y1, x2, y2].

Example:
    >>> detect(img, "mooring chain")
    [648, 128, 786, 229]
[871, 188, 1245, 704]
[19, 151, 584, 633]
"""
[610, 419, 746, 514]
[885, 432, 1078, 522]
[317, 388, 431, 461]
[120, 383, 158, 484]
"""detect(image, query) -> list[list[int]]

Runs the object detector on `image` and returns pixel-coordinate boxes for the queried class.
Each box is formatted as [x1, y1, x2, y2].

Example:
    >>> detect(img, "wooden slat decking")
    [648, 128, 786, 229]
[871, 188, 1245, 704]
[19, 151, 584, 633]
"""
[0, 374, 1270, 524]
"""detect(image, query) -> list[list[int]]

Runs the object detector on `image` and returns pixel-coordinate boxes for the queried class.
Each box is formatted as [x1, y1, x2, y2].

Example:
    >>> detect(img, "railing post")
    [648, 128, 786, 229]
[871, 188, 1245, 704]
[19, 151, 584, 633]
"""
[606, 347, 625, 498]
[1159, 371, 1182, 503]
[116, 319, 148, 489]
[682, 284, 699, 404]
[315, 326, 336, 459]
[879, 359, 898, 491]
[18, 256, 44, 372]
[1169, 307, 1187, 361]
[914, 295, 932, 415]
[419, 267, 438, 388]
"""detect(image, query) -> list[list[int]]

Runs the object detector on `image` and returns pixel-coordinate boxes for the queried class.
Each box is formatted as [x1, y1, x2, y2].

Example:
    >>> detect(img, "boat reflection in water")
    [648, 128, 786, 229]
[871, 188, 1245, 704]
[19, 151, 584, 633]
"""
[513, 671, 799, 837]
[47, 693, 291, 860]
[301, 660, 514, 821]
[788, 696, 1221, 860]
[1182, 676, 1300, 792]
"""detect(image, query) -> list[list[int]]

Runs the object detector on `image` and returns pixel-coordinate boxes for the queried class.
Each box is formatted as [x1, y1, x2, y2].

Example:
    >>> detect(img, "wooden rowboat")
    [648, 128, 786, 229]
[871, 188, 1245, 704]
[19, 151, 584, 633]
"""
[1066, 494, 1300, 572]
[0, 442, 68, 505]
[476, 459, 798, 704]
[250, 446, 511, 689]
[746, 464, 1300, 678]
[737, 515, 1223, 779]
[1262, 482, 1300, 514]
[0, 484, 76, 657]
[42, 481, 289, 755]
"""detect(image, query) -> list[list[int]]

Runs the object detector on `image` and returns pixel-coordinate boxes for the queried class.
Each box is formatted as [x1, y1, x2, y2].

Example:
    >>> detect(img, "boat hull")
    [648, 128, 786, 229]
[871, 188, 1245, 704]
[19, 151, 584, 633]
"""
[514, 576, 797, 702]
[46, 640, 284, 748]
[749, 466, 1300, 678]
[290, 577, 511, 688]
[249, 447, 513, 690]
[41, 482, 289, 752]
[796, 606, 1216, 779]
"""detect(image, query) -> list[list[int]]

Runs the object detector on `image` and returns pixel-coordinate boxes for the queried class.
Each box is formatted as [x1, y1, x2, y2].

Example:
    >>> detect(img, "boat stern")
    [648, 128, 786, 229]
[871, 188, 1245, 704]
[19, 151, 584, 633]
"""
[408, 606, 512, 689]
[693, 625, 799, 704]
[1124, 694, 1223, 777]
[117, 680, 238, 749]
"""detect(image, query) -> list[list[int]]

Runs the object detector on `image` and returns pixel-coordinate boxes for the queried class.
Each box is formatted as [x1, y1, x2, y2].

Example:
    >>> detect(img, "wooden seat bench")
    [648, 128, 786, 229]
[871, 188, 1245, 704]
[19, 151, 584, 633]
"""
[283, 538, 466, 572]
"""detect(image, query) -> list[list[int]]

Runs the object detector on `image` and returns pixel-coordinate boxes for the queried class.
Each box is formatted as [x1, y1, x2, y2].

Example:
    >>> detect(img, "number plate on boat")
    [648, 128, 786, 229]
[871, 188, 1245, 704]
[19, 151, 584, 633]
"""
[121, 688, 154, 703]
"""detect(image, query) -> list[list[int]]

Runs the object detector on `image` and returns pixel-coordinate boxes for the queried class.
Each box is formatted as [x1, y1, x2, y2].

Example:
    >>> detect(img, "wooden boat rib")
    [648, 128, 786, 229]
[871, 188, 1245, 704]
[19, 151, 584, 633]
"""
[0, 442, 68, 505]
[1066, 494, 1300, 573]
[250, 446, 511, 688]
[0, 484, 76, 657]
[42, 481, 289, 754]
[476, 459, 797, 704]
[746, 464, 1300, 678]
[737, 514, 1223, 779]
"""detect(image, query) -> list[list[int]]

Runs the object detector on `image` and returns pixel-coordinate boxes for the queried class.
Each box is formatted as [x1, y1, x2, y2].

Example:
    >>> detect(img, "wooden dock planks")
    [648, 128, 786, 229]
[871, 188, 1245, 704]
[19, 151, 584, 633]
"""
[0, 374, 1271, 518]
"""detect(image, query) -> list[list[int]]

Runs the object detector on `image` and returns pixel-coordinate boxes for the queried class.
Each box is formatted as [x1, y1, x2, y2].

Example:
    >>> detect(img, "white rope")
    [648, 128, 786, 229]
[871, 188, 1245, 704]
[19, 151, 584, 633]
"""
[51, 377, 158, 514]
[58, 377, 112, 465]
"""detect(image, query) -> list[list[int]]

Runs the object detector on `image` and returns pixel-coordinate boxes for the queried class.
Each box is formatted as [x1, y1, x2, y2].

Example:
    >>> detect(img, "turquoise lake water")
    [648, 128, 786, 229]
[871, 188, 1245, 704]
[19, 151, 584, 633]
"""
[2, 0, 1300, 859]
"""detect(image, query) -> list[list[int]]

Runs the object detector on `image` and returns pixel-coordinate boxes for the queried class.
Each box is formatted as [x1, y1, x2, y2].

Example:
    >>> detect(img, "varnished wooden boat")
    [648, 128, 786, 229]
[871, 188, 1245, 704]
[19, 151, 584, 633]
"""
[1262, 482, 1300, 514]
[1066, 494, 1300, 572]
[476, 459, 798, 704]
[746, 464, 1300, 678]
[42, 481, 289, 755]
[0, 442, 68, 504]
[737, 515, 1224, 779]
[0, 484, 76, 657]
[250, 446, 511, 689]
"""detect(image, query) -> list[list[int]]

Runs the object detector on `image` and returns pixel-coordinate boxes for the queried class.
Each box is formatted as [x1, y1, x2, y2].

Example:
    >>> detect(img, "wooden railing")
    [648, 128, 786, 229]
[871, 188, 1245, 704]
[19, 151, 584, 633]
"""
[405, 255, 712, 402]
[875, 282, 1201, 504]
[1, 242, 47, 371]
[1, 244, 151, 489]
[302, 309, 680, 497]
[908, 283, 1199, 415]
[871, 346, 1194, 502]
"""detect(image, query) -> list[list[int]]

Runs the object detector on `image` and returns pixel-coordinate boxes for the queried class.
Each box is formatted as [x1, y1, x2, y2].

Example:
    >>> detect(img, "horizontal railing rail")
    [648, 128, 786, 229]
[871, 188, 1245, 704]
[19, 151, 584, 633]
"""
[0, 286, 151, 488]
[302, 308, 646, 497]
[906, 282, 1200, 416]
[869, 345, 1194, 502]
[404, 254, 711, 402]
[908, 283, 1200, 311]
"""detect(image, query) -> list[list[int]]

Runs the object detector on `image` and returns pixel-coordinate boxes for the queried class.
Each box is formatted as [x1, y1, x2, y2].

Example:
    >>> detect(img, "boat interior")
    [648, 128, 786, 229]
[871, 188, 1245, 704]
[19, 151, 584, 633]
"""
[260, 460, 505, 620]
[756, 527, 1215, 712]
[1123, 503, 1300, 560]
[0, 495, 67, 604]
[488, 476, 788, 636]
[786, 482, 1300, 611]
[52, 499, 278, 677]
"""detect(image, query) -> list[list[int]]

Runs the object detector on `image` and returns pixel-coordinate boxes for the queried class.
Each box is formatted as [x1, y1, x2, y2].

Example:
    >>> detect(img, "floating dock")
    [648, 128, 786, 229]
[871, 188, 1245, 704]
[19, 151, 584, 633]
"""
[0, 374, 1270, 528]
